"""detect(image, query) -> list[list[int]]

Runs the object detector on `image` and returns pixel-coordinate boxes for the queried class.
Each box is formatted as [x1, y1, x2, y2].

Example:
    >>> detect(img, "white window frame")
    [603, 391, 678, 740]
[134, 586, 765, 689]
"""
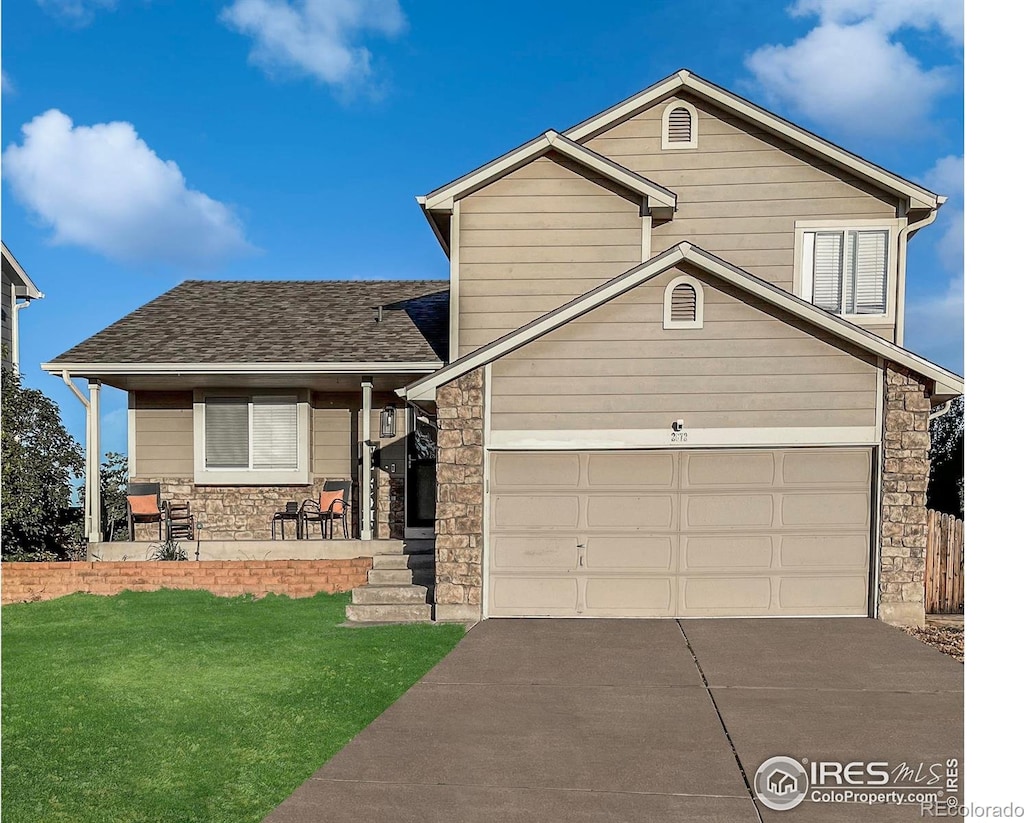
[793, 219, 902, 325]
[661, 100, 698, 150]
[663, 274, 704, 329]
[193, 389, 311, 485]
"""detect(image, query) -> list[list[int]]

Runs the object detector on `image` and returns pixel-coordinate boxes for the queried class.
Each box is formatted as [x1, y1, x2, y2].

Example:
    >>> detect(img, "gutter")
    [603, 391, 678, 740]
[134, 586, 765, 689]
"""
[929, 399, 955, 422]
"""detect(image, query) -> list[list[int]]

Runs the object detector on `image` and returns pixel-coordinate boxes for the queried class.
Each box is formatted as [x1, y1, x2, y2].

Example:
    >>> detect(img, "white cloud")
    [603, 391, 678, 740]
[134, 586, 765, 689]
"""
[3, 110, 254, 267]
[746, 0, 961, 138]
[36, 0, 117, 26]
[906, 155, 964, 373]
[790, 0, 963, 45]
[220, 0, 406, 89]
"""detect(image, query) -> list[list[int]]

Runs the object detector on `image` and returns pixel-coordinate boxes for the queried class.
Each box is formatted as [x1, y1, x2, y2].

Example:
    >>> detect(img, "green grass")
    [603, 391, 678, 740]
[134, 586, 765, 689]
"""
[1, 590, 465, 823]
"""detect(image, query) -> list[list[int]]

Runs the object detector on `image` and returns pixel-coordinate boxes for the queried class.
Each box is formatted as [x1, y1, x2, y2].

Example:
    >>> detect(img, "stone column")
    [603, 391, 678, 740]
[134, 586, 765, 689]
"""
[375, 470, 405, 540]
[434, 368, 484, 622]
[878, 364, 931, 627]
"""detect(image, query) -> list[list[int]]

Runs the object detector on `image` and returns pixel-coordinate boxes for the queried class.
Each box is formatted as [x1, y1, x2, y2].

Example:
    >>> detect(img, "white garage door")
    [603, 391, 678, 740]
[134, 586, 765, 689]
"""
[487, 448, 873, 618]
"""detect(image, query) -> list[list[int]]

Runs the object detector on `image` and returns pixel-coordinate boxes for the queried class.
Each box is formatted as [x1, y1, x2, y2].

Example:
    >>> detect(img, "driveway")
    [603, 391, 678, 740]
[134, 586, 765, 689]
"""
[266, 619, 963, 822]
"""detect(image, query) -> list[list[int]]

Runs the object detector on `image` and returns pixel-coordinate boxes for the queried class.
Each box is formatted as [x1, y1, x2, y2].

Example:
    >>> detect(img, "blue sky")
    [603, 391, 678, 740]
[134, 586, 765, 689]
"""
[2, 0, 964, 455]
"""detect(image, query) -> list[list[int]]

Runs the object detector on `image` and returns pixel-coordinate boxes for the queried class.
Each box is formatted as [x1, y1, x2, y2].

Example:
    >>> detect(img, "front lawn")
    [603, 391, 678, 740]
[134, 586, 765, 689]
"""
[1, 590, 464, 823]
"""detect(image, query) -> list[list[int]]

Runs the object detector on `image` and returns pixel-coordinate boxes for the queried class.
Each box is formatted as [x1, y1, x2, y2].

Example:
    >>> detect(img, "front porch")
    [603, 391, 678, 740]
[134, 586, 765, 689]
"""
[89, 538, 407, 562]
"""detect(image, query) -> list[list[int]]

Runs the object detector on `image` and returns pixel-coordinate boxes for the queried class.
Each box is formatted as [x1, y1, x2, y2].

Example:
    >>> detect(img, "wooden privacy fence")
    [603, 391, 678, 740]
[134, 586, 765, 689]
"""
[925, 509, 964, 614]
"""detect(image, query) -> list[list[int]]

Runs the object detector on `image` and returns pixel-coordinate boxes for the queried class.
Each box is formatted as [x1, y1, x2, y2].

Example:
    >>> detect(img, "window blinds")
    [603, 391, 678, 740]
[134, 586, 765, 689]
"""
[252, 396, 298, 470]
[811, 231, 844, 313]
[205, 397, 249, 468]
[849, 230, 888, 315]
[810, 229, 888, 315]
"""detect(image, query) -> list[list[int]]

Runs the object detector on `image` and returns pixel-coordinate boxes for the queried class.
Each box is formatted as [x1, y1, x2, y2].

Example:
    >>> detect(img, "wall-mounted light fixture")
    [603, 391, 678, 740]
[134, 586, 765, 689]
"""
[380, 405, 397, 439]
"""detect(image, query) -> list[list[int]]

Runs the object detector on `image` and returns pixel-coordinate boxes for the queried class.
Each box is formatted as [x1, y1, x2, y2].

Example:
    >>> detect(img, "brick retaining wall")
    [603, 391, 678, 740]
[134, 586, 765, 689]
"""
[1, 559, 371, 605]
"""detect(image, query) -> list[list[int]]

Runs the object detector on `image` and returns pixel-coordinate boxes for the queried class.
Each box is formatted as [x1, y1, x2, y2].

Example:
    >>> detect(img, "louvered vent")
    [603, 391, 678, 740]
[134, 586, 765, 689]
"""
[667, 107, 692, 143]
[671, 284, 698, 323]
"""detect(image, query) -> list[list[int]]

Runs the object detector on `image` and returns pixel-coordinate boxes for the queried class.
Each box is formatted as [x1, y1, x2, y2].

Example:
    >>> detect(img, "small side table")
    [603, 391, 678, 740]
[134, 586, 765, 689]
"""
[271, 502, 302, 539]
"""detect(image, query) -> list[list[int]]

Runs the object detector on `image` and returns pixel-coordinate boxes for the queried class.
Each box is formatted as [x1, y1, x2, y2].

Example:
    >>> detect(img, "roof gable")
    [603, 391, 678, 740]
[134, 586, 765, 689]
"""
[400, 243, 962, 402]
[565, 70, 940, 211]
[420, 130, 676, 219]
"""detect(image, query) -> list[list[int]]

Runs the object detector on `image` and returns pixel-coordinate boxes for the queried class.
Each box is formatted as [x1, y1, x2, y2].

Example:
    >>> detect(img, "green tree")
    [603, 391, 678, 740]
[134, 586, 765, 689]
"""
[2, 366, 85, 560]
[100, 451, 130, 542]
[928, 396, 964, 518]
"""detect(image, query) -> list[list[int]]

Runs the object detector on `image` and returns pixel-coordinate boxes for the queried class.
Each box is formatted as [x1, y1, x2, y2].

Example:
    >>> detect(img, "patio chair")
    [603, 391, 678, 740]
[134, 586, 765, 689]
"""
[126, 482, 163, 541]
[164, 500, 196, 541]
[300, 480, 352, 539]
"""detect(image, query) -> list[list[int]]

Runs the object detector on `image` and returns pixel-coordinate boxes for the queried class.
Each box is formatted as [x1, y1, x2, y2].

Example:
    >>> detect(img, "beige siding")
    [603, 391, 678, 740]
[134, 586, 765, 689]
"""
[458, 152, 643, 356]
[132, 390, 406, 481]
[583, 94, 899, 342]
[490, 264, 879, 432]
[312, 393, 406, 479]
[133, 391, 194, 476]
[1, 270, 12, 366]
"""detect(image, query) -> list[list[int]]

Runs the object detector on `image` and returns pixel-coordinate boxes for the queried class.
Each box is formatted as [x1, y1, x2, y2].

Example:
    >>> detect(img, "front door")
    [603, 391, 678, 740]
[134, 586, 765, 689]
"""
[405, 407, 436, 538]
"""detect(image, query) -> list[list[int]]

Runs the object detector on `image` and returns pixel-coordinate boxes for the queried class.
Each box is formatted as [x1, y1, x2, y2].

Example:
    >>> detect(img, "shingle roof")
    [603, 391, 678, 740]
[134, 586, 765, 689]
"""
[50, 280, 449, 365]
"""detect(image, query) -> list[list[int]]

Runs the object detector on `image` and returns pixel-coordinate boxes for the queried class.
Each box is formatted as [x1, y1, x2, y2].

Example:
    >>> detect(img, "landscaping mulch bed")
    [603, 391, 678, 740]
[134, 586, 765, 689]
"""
[901, 625, 964, 662]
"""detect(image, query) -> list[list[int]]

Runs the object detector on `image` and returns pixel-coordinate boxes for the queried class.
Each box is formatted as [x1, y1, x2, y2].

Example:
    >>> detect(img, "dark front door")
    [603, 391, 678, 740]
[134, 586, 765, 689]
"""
[406, 408, 436, 537]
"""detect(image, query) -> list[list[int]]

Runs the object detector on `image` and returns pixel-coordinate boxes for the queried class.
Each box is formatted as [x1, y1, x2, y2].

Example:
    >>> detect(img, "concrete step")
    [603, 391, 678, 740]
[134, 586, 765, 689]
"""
[373, 554, 414, 570]
[368, 568, 413, 585]
[369, 541, 407, 556]
[352, 584, 429, 606]
[345, 603, 432, 623]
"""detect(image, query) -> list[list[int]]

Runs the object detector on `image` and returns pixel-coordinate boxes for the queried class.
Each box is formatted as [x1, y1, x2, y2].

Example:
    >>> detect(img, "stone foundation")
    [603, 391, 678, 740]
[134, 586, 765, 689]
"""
[878, 364, 931, 627]
[130, 477, 358, 542]
[434, 368, 484, 622]
[375, 471, 405, 539]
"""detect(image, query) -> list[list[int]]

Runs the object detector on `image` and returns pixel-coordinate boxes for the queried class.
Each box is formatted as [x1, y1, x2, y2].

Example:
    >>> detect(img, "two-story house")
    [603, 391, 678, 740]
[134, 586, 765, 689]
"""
[44, 69, 963, 627]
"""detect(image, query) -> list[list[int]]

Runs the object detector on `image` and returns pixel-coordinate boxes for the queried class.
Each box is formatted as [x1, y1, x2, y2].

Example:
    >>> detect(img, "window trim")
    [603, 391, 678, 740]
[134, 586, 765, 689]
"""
[193, 389, 311, 485]
[793, 219, 902, 325]
[661, 100, 699, 150]
[663, 274, 705, 329]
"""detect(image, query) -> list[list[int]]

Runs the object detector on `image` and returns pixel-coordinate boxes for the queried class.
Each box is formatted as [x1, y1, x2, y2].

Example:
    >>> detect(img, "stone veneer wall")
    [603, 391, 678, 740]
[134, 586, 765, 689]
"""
[375, 471, 405, 539]
[878, 364, 931, 627]
[434, 368, 484, 622]
[131, 478, 359, 541]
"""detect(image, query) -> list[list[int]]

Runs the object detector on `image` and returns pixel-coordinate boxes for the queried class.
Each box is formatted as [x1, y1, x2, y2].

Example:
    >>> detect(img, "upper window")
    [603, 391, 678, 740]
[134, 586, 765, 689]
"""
[196, 392, 310, 484]
[662, 101, 698, 150]
[663, 275, 704, 329]
[798, 225, 894, 318]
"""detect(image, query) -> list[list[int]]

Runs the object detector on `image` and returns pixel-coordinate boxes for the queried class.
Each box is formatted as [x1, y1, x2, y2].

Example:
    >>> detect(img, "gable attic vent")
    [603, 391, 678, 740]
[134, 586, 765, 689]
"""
[662, 101, 698, 150]
[663, 275, 704, 329]
[671, 283, 697, 322]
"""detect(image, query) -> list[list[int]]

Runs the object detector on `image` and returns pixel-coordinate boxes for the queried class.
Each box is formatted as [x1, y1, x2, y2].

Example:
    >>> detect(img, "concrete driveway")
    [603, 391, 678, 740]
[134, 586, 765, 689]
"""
[266, 619, 963, 823]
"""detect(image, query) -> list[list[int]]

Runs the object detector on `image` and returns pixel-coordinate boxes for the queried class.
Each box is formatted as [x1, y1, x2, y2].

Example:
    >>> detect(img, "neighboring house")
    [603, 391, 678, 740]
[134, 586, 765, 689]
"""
[2, 242, 44, 371]
[44, 69, 963, 626]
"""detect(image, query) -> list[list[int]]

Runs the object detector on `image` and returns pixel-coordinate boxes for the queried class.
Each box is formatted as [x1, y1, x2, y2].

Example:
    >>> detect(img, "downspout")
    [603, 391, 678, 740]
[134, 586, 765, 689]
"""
[895, 197, 944, 346]
[929, 399, 954, 422]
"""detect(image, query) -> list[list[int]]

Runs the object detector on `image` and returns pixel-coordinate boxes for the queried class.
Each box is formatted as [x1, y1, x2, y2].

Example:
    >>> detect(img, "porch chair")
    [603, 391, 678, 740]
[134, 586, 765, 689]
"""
[126, 482, 163, 541]
[164, 500, 195, 541]
[300, 481, 352, 539]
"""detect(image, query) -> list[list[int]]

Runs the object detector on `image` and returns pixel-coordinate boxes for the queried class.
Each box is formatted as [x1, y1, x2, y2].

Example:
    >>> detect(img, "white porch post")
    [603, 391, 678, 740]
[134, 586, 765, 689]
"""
[360, 376, 373, 540]
[87, 380, 102, 544]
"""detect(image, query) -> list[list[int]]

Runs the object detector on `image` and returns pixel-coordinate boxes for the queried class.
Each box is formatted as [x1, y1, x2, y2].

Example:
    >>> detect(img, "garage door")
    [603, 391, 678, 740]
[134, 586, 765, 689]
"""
[487, 448, 873, 618]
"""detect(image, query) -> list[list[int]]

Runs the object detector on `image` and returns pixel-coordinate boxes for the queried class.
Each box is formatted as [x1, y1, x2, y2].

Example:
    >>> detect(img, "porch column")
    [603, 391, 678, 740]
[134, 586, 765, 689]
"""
[360, 376, 373, 540]
[87, 380, 102, 545]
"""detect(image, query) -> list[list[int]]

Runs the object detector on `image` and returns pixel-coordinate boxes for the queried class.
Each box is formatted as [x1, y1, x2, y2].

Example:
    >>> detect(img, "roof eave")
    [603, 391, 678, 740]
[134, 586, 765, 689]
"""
[2, 242, 45, 299]
[42, 361, 445, 377]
